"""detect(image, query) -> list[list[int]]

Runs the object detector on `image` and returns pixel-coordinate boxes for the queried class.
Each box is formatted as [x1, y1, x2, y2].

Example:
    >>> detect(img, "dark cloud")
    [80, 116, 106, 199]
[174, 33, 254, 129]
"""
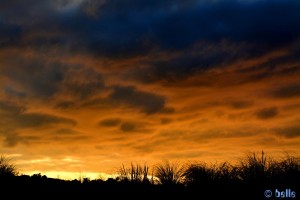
[229, 100, 253, 109]
[0, 100, 76, 146]
[0, 0, 82, 24]
[0, 101, 76, 128]
[85, 0, 300, 53]
[4, 134, 22, 147]
[250, 46, 300, 75]
[207, 100, 254, 110]
[161, 118, 172, 124]
[1, 55, 104, 100]
[50, 135, 90, 143]
[0, 0, 299, 88]
[99, 118, 152, 133]
[0, 100, 24, 116]
[271, 84, 300, 99]
[2, 0, 299, 58]
[16, 113, 76, 128]
[255, 107, 278, 120]
[273, 125, 300, 138]
[74, 0, 300, 84]
[108, 86, 166, 114]
[99, 118, 121, 127]
[64, 66, 105, 99]
[190, 127, 261, 141]
[66, 81, 104, 99]
[124, 43, 245, 83]
[120, 122, 136, 132]
[53, 128, 80, 135]
[188, 99, 253, 111]
[0, 1, 71, 51]
[4, 86, 27, 98]
[55, 101, 76, 109]
[232, 43, 300, 85]
[1, 58, 65, 97]
[125, 43, 299, 86]
[278, 65, 300, 75]
[0, 20, 21, 47]
[161, 107, 175, 114]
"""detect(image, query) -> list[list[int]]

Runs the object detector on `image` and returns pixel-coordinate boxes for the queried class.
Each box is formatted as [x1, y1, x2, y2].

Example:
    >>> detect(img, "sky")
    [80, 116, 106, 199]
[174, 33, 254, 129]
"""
[1, 0, 300, 179]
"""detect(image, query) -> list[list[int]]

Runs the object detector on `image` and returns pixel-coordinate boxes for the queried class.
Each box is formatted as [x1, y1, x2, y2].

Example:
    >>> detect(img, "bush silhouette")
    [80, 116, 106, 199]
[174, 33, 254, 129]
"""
[0, 155, 18, 177]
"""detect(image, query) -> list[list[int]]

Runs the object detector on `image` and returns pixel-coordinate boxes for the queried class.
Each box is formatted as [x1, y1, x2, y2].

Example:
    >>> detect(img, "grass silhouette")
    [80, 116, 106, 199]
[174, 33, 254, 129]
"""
[0, 152, 299, 199]
[154, 161, 185, 186]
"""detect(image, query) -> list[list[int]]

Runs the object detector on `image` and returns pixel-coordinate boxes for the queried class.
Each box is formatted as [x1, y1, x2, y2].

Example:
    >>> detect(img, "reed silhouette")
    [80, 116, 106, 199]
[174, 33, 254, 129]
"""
[0, 152, 299, 199]
[118, 163, 151, 184]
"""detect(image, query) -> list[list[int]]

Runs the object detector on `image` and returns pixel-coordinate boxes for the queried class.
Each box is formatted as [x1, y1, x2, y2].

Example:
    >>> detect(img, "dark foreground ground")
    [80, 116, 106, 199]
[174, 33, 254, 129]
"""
[0, 175, 298, 200]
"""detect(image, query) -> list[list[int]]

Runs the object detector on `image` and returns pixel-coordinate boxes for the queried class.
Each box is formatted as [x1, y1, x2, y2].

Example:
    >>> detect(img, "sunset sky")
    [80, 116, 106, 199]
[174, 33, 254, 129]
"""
[1, 0, 300, 179]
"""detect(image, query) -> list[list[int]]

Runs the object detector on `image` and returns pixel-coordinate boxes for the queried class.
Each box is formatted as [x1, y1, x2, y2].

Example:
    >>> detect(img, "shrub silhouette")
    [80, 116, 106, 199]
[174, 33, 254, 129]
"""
[0, 155, 18, 177]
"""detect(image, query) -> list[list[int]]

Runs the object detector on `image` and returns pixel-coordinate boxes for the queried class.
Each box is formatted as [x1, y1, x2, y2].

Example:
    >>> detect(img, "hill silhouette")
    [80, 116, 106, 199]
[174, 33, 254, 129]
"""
[0, 152, 299, 199]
